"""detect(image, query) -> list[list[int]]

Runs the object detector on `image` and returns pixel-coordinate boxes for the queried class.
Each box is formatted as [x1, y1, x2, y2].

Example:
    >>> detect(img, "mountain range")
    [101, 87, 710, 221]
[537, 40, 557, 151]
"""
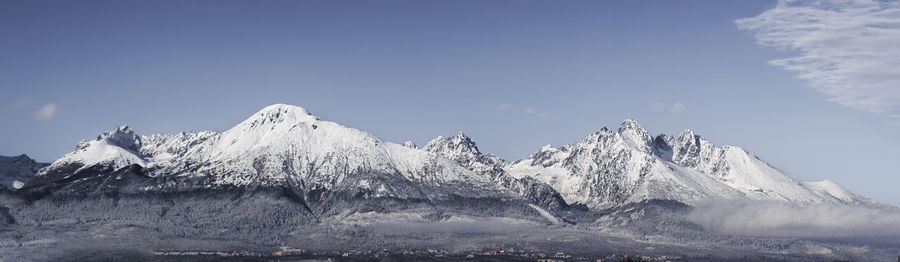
[17, 104, 877, 208]
[1, 104, 895, 261]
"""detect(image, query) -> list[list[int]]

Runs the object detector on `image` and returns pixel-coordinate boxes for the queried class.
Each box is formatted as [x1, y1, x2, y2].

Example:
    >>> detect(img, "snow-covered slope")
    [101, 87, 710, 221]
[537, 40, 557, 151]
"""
[801, 180, 886, 207]
[505, 119, 880, 208]
[656, 130, 823, 203]
[0, 155, 47, 190]
[40, 125, 145, 175]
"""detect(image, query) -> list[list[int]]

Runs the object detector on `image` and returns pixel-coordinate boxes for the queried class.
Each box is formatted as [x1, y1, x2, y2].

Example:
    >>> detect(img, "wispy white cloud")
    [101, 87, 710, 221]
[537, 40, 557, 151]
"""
[523, 108, 536, 114]
[737, 0, 900, 116]
[32, 103, 58, 121]
[496, 102, 512, 110]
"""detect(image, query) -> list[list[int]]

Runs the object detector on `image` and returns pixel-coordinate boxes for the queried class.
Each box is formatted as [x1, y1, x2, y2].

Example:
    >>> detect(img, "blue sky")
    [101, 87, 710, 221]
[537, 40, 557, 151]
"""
[1, 0, 899, 205]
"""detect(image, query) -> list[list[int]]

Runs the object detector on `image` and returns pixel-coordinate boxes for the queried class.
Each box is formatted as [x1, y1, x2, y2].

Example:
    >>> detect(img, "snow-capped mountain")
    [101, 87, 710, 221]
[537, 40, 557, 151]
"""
[505, 119, 878, 208]
[41, 125, 146, 175]
[26, 105, 880, 212]
[0, 155, 47, 190]
[29, 104, 538, 217]
[6, 104, 897, 261]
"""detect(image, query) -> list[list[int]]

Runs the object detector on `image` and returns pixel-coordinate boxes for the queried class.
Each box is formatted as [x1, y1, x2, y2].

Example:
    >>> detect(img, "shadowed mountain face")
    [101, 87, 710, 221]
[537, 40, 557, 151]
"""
[0, 154, 46, 190]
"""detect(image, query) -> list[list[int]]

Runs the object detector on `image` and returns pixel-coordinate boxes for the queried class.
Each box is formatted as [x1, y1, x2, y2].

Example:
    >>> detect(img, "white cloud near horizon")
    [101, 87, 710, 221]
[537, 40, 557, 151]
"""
[32, 103, 58, 121]
[737, 0, 900, 116]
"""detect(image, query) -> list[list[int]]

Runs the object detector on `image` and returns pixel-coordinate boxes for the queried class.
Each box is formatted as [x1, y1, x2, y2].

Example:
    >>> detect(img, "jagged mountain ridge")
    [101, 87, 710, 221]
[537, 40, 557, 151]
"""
[22, 104, 880, 213]
[505, 119, 878, 208]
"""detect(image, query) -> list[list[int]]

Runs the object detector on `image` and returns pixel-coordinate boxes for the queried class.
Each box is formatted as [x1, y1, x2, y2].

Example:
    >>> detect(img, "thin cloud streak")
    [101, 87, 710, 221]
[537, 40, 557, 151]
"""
[737, 0, 900, 116]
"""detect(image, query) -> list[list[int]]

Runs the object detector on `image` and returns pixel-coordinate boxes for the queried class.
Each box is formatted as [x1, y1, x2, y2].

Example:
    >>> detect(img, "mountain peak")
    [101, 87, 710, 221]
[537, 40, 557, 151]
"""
[618, 118, 644, 132]
[238, 104, 320, 129]
[678, 129, 696, 138]
[10, 154, 32, 161]
[424, 132, 482, 159]
[254, 103, 316, 120]
[617, 119, 652, 150]
[0, 154, 40, 165]
[45, 125, 147, 175]
[260, 103, 309, 112]
[100, 125, 133, 136]
[93, 125, 142, 152]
